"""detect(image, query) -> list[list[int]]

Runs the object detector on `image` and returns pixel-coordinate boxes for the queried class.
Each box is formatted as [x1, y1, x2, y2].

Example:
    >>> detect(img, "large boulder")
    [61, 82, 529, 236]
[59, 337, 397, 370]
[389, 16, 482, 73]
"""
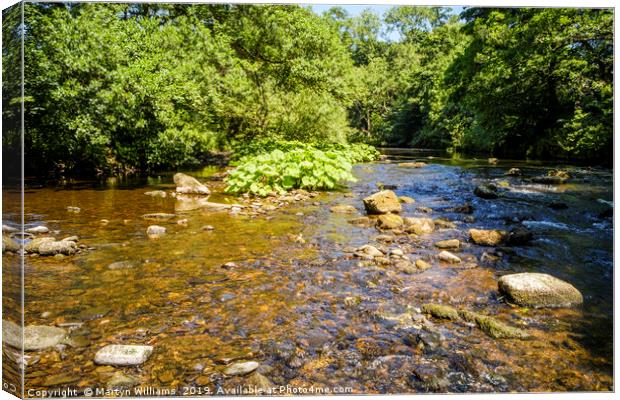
[173, 173, 210, 195]
[376, 214, 404, 230]
[469, 229, 508, 246]
[363, 190, 401, 214]
[474, 184, 499, 199]
[2, 320, 68, 350]
[498, 273, 583, 308]
[404, 217, 435, 235]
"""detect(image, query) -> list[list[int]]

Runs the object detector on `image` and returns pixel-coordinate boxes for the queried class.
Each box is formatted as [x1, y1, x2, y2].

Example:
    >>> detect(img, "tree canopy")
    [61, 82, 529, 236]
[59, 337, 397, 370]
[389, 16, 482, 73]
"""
[2, 3, 613, 178]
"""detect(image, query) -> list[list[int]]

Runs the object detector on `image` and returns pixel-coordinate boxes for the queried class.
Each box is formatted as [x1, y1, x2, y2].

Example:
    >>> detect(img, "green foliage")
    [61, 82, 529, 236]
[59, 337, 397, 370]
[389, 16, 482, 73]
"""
[224, 148, 357, 196]
[231, 139, 379, 164]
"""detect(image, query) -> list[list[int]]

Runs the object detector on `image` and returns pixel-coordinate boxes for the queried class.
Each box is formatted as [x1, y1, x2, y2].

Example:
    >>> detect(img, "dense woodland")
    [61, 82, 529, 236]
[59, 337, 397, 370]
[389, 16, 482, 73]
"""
[2, 3, 614, 179]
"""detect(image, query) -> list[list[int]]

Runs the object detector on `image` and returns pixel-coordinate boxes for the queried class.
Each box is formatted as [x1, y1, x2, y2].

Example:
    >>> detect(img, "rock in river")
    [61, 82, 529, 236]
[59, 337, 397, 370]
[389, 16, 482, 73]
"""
[2, 235, 20, 253]
[146, 225, 166, 237]
[2, 320, 68, 350]
[330, 205, 357, 214]
[24, 237, 55, 253]
[174, 172, 210, 195]
[144, 190, 167, 198]
[108, 261, 135, 270]
[38, 240, 78, 256]
[94, 344, 154, 366]
[399, 196, 415, 204]
[474, 184, 499, 199]
[398, 162, 426, 168]
[107, 371, 140, 390]
[354, 245, 384, 259]
[404, 217, 435, 235]
[532, 170, 571, 185]
[434, 239, 460, 249]
[224, 361, 259, 376]
[498, 273, 583, 308]
[422, 304, 459, 320]
[376, 214, 404, 230]
[469, 229, 508, 246]
[438, 250, 461, 264]
[362, 190, 402, 214]
[25, 225, 49, 234]
[458, 310, 529, 339]
[142, 213, 176, 220]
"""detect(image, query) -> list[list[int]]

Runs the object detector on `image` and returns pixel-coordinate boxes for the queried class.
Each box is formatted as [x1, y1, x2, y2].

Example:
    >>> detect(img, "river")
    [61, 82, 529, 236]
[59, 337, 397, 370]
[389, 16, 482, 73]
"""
[2, 150, 613, 394]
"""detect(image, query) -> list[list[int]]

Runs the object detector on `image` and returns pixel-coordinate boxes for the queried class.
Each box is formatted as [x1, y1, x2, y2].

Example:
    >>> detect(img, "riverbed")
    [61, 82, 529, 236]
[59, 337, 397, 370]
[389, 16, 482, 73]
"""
[2, 150, 613, 394]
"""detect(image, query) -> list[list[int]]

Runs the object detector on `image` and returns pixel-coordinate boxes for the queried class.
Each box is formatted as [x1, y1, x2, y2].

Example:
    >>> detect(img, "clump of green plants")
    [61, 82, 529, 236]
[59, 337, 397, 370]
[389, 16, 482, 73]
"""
[231, 139, 380, 163]
[225, 148, 357, 196]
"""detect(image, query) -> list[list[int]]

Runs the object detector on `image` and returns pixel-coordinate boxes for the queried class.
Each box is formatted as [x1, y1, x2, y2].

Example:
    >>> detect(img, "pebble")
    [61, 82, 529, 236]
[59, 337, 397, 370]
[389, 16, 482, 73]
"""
[146, 225, 166, 237]
[66, 206, 81, 213]
[108, 261, 135, 270]
[201, 225, 215, 231]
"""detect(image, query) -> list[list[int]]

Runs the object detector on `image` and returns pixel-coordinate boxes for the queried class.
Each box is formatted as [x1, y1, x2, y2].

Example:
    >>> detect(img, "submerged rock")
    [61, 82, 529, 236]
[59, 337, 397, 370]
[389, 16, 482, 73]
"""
[224, 361, 259, 376]
[362, 190, 402, 215]
[458, 310, 529, 339]
[398, 196, 415, 204]
[415, 259, 432, 271]
[508, 226, 533, 245]
[144, 190, 167, 198]
[450, 203, 474, 214]
[66, 206, 81, 213]
[434, 239, 460, 249]
[404, 217, 435, 235]
[38, 240, 78, 256]
[94, 344, 154, 366]
[474, 184, 499, 199]
[173, 172, 210, 195]
[330, 205, 357, 214]
[469, 229, 508, 246]
[422, 304, 459, 321]
[107, 371, 140, 390]
[438, 250, 461, 264]
[506, 168, 522, 176]
[498, 273, 583, 308]
[355, 245, 384, 258]
[2, 320, 68, 350]
[142, 213, 176, 220]
[146, 225, 166, 237]
[349, 216, 371, 226]
[398, 162, 426, 168]
[434, 218, 456, 229]
[549, 201, 569, 210]
[376, 214, 404, 230]
[108, 261, 135, 270]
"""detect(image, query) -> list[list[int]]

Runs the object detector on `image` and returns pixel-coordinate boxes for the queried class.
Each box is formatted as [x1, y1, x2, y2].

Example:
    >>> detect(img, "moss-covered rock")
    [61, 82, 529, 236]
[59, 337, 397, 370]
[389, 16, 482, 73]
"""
[422, 304, 460, 320]
[459, 310, 529, 339]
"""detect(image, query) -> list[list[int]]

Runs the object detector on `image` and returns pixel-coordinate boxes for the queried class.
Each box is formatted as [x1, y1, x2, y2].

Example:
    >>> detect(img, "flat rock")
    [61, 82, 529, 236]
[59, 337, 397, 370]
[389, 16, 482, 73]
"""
[2, 224, 18, 233]
[25, 226, 49, 234]
[330, 205, 357, 214]
[66, 206, 81, 213]
[415, 259, 432, 271]
[108, 261, 135, 270]
[434, 239, 460, 249]
[458, 310, 529, 339]
[422, 304, 459, 320]
[224, 361, 259, 376]
[469, 229, 508, 246]
[363, 190, 401, 214]
[404, 217, 435, 235]
[438, 250, 461, 264]
[94, 344, 154, 366]
[376, 214, 404, 230]
[355, 245, 383, 258]
[498, 273, 583, 308]
[144, 190, 167, 198]
[142, 213, 176, 220]
[174, 173, 210, 195]
[2, 320, 68, 350]
[38, 240, 77, 256]
[398, 162, 426, 168]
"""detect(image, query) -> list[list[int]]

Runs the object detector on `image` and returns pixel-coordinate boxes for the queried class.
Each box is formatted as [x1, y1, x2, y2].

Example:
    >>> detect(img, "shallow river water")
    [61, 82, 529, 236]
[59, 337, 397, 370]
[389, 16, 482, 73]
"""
[2, 150, 613, 394]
